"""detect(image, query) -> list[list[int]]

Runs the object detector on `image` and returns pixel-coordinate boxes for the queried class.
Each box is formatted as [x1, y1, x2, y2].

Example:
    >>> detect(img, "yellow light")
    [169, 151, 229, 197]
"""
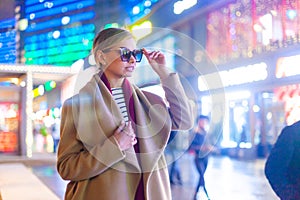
[11, 78, 19, 85]
[33, 87, 39, 98]
[18, 18, 28, 31]
[131, 21, 152, 40]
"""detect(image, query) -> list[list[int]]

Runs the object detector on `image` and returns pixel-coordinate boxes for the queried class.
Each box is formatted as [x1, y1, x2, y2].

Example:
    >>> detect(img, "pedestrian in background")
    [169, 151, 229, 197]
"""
[51, 119, 60, 153]
[265, 120, 300, 200]
[56, 27, 194, 200]
[190, 115, 214, 200]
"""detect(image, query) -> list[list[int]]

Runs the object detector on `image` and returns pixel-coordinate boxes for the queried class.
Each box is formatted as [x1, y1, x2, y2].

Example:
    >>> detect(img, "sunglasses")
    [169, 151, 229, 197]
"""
[103, 47, 143, 63]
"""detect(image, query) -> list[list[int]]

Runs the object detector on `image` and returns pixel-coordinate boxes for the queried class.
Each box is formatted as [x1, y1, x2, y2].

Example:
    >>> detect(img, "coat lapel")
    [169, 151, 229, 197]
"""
[132, 86, 171, 173]
[77, 74, 141, 172]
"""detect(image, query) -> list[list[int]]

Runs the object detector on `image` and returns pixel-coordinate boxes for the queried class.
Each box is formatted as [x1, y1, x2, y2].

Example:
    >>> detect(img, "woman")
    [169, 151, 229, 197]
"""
[57, 27, 194, 200]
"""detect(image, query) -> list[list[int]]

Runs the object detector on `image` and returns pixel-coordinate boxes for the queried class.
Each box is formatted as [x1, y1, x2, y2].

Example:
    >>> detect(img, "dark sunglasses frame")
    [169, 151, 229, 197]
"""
[103, 47, 143, 63]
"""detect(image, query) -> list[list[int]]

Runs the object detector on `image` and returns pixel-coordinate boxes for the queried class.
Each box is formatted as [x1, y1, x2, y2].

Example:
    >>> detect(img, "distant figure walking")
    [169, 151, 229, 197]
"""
[190, 115, 213, 200]
[51, 119, 60, 153]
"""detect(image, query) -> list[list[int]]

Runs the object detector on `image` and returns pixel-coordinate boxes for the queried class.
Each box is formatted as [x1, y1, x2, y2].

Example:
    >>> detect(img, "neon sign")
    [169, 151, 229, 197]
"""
[276, 55, 300, 78]
[198, 62, 268, 91]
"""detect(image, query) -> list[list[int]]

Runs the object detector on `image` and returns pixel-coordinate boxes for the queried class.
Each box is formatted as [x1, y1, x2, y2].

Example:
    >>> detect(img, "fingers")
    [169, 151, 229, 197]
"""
[117, 121, 126, 133]
[118, 121, 137, 140]
[142, 48, 162, 60]
[132, 137, 137, 145]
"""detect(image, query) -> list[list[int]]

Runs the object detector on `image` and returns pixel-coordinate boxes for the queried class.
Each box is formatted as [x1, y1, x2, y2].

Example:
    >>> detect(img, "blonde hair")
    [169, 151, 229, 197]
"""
[92, 28, 134, 67]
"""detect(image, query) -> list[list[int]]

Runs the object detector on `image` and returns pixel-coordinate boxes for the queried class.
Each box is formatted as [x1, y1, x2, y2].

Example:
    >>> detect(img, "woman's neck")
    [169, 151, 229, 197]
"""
[103, 72, 124, 88]
[109, 77, 124, 88]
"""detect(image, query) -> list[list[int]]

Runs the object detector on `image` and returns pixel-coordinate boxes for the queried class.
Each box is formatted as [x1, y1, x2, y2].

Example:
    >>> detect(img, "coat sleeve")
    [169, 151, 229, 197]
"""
[161, 73, 195, 130]
[56, 97, 125, 181]
[264, 125, 300, 199]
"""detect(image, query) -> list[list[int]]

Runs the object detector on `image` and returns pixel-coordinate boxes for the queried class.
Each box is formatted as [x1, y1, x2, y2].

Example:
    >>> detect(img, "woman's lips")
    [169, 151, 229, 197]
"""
[126, 66, 134, 72]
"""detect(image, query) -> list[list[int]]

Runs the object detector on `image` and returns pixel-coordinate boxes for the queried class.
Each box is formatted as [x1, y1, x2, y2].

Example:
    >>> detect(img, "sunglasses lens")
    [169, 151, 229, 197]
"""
[120, 48, 131, 62]
[134, 50, 143, 62]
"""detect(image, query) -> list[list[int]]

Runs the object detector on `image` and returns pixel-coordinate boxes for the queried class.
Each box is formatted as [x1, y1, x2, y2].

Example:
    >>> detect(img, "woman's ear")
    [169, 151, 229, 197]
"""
[96, 50, 107, 66]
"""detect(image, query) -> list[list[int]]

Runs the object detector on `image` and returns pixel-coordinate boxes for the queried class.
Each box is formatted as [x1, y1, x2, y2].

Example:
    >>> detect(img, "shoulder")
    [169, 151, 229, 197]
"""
[134, 84, 166, 105]
[281, 121, 300, 138]
[283, 120, 300, 141]
[272, 121, 300, 150]
[289, 120, 300, 131]
[62, 94, 80, 107]
[142, 90, 165, 104]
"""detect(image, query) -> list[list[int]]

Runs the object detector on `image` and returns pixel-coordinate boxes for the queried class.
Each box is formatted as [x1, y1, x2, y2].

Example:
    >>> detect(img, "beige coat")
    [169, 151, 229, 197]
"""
[57, 73, 194, 200]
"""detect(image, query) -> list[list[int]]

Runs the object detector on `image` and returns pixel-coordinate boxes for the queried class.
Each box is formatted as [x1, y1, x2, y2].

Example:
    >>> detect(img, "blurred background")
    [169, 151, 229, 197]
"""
[1, 0, 299, 159]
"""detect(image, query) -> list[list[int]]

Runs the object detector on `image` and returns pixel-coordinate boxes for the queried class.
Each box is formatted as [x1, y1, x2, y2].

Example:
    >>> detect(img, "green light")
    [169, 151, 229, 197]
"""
[104, 23, 119, 29]
[44, 80, 56, 91]
[25, 50, 90, 66]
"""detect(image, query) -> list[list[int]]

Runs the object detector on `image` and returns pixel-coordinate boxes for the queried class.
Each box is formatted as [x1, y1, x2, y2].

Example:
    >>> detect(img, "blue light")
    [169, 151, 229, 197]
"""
[0, 18, 15, 29]
[24, 32, 94, 51]
[0, 31, 16, 42]
[25, 0, 95, 20]
[144, 0, 152, 7]
[61, 16, 70, 25]
[0, 46, 16, 55]
[124, 0, 159, 24]
[25, 0, 45, 6]
[0, 55, 16, 63]
[0, 22, 16, 64]
[26, 11, 95, 32]
[286, 10, 297, 20]
[25, 24, 95, 44]
[0, 82, 14, 86]
[132, 6, 141, 15]
[26, 0, 85, 13]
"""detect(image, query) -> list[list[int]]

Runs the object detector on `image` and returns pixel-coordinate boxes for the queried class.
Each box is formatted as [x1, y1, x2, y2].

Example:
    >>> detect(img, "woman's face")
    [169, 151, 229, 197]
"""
[102, 38, 138, 80]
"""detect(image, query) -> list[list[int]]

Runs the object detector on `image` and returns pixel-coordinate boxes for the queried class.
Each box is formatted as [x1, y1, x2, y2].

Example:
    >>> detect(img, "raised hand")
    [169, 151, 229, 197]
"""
[142, 48, 170, 79]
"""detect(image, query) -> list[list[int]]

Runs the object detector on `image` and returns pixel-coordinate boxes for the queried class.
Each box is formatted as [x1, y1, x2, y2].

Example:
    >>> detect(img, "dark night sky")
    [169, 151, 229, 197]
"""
[0, 0, 14, 21]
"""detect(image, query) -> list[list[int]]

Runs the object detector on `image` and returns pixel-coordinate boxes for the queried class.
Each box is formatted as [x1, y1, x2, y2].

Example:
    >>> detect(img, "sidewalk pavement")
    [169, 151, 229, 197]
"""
[0, 153, 59, 200]
[0, 163, 60, 200]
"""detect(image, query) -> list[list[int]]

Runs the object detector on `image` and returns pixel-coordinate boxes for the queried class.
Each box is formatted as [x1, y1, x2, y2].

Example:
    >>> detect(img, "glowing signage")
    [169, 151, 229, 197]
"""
[26, 0, 95, 20]
[198, 62, 268, 91]
[173, 0, 197, 15]
[23, 0, 96, 66]
[0, 19, 16, 64]
[26, 11, 95, 32]
[276, 55, 300, 78]
[130, 20, 152, 40]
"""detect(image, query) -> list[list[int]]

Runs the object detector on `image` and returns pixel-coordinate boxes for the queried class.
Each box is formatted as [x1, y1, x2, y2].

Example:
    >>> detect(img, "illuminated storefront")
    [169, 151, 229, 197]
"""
[197, 62, 268, 155]
[197, 49, 300, 158]
[0, 64, 77, 156]
[0, 88, 20, 154]
[275, 54, 300, 125]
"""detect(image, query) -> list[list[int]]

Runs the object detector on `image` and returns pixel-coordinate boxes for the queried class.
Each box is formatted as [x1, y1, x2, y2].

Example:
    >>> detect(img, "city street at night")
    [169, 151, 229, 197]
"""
[0, 153, 279, 200]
